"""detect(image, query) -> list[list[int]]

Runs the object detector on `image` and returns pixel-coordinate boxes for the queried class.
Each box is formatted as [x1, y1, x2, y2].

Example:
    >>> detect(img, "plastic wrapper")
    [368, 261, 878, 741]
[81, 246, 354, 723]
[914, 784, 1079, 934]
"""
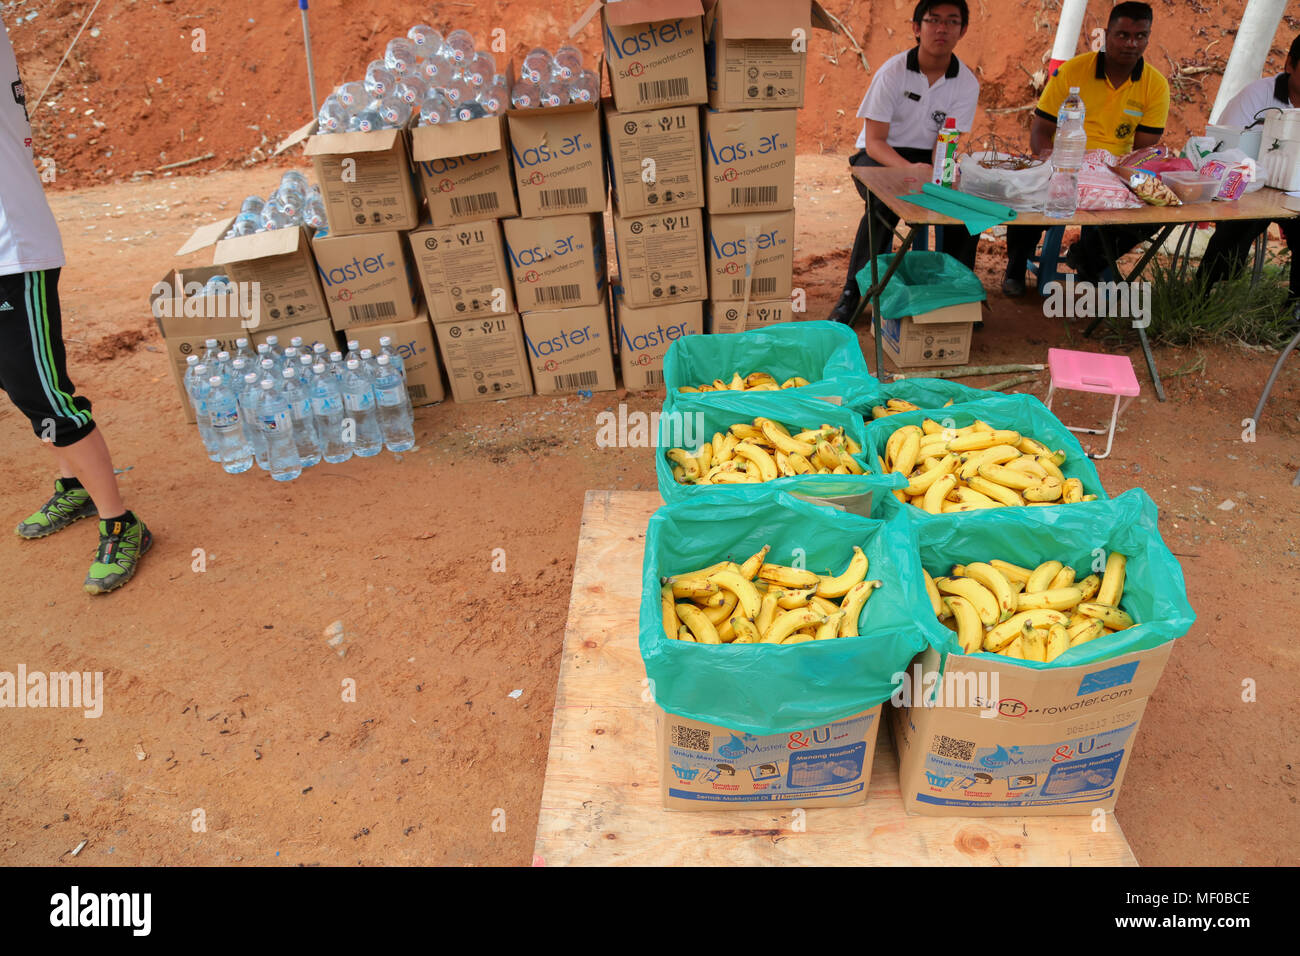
[957, 151, 1052, 211]
[1128, 169, 1182, 206]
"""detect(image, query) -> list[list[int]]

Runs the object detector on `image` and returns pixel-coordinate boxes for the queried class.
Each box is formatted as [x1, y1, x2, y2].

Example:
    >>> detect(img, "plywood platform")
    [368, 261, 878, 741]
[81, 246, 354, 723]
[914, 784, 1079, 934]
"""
[533, 491, 1138, 866]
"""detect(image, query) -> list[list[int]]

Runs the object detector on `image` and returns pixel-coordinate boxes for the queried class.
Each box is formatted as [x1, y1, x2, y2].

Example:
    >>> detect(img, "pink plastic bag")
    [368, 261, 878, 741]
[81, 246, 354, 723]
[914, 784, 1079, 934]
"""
[1076, 155, 1143, 210]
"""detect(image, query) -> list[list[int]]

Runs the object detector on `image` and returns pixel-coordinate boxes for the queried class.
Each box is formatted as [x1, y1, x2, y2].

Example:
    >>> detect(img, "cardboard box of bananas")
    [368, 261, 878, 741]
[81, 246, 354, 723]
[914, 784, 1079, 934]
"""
[864, 395, 1105, 514]
[661, 320, 872, 402]
[913, 490, 1196, 669]
[656, 392, 899, 503]
[640, 491, 934, 735]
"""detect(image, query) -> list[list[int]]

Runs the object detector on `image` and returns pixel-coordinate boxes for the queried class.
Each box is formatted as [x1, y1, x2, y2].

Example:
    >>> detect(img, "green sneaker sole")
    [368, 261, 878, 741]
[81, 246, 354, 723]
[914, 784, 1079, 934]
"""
[84, 526, 155, 595]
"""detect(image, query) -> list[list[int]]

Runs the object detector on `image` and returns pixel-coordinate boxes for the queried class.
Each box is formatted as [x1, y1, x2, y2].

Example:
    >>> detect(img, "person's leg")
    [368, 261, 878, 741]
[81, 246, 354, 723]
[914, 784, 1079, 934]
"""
[1196, 219, 1269, 291]
[1072, 224, 1160, 279]
[51, 426, 124, 518]
[1277, 217, 1300, 301]
[1003, 225, 1047, 294]
[833, 151, 901, 321]
[940, 224, 979, 271]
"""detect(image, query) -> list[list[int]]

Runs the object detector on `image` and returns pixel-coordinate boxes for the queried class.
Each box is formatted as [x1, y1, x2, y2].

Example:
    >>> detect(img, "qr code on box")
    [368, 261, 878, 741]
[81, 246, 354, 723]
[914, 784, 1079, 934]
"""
[671, 725, 711, 753]
[932, 734, 975, 761]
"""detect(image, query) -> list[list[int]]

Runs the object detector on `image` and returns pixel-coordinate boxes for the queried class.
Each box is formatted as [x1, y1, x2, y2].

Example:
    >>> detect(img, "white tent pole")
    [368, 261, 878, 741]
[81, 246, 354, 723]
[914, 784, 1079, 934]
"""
[1047, 0, 1089, 75]
[1210, 0, 1288, 124]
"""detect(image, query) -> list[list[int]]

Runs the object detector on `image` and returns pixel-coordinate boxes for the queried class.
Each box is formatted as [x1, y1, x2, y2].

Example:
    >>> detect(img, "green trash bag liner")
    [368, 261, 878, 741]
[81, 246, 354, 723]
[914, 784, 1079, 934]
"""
[912, 488, 1194, 670]
[855, 251, 987, 321]
[863, 392, 1107, 519]
[661, 320, 876, 404]
[640, 490, 937, 733]
[848, 376, 990, 414]
[657, 390, 906, 505]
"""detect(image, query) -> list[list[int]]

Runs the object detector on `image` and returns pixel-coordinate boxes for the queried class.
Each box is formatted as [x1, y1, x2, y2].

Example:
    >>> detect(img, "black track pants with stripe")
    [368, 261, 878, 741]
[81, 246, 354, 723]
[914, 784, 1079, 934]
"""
[0, 268, 96, 447]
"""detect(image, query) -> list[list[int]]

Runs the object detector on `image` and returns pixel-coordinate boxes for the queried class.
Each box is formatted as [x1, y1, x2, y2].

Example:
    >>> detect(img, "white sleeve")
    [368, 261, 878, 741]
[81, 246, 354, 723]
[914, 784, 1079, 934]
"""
[858, 59, 900, 125]
[1217, 78, 1267, 129]
[956, 75, 979, 133]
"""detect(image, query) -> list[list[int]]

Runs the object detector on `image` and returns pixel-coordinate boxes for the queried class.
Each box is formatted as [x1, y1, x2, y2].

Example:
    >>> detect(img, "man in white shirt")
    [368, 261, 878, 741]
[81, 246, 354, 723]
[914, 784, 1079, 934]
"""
[829, 0, 980, 324]
[1197, 34, 1300, 304]
[2, 17, 152, 593]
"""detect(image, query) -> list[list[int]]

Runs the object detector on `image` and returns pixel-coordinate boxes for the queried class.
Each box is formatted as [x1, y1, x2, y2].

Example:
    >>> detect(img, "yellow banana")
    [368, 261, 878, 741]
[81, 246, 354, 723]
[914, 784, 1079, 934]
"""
[755, 590, 782, 636]
[1045, 624, 1070, 662]
[676, 604, 720, 644]
[739, 544, 770, 581]
[776, 587, 816, 610]
[666, 448, 701, 479]
[983, 609, 1069, 652]
[990, 559, 1033, 584]
[963, 562, 1017, 621]
[946, 486, 1002, 507]
[760, 418, 815, 457]
[904, 454, 959, 495]
[946, 430, 998, 452]
[730, 616, 761, 644]
[935, 576, 1000, 628]
[730, 422, 765, 442]
[1023, 478, 1063, 502]
[759, 564, 821, 589]
[677, 624, 696, 642]
[1076, 603, 1135, 630]
[814, 612, 845, 640]
[922, 568, 944, 618]
[707, 570, 761, 619]
[671, 580, 720, 600]
[1020, 625, 1048, 662]
[1026, 560, 1064, 593]
[734, 441, 778, 482]
[661, 585, 679, 641]
[946, 595, 984, 654]
[1075, 573, 1101, 603]
[1002, 636, 1025, 659]
[809, 595, 839, 616]
[838, 580, 881, 637]
[978, 462, 1037, 490]
[787, 452, 814, 475]
[762, 607, 826, 644]
[1016, 585, 1086, 612]
[703, 590, 740, 623]
[923, 474, 958, 514]
[716, 617, 736, 642]
[1006, 456, 1049, 479]
[967, 476, 1026, 507]
[816, 546, 869, 598]
[1062, 477, 1084, 503]
[892, 427, 923, 476]
[1048, 565, 1077, 590]
[1097, 552, 1127, 607]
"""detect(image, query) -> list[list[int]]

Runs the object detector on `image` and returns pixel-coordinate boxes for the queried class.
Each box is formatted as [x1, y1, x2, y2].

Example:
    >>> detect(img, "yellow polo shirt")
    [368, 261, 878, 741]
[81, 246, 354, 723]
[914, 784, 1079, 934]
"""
[1035, 51, 1170, 157]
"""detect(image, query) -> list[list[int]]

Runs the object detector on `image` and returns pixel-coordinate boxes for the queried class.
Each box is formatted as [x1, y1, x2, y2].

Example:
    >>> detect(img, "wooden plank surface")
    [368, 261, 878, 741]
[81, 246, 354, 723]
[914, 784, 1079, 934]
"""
[853, 165, 1300, 228]
[533, 491, 1139, 867]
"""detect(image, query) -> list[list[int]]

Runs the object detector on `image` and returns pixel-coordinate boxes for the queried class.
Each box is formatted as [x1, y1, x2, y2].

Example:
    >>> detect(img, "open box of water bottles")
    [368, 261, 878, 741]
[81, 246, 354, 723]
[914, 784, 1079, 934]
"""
[185, 334, 419, 481]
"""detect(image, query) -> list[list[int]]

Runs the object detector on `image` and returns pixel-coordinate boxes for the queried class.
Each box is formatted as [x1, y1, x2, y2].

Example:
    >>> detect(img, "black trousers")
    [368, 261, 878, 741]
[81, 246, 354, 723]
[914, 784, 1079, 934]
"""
[1005, 223, 1160, 281]
[842, 148, 979, 297]
[1196, 217, 1300, 300]
[0, 268, 96, 447]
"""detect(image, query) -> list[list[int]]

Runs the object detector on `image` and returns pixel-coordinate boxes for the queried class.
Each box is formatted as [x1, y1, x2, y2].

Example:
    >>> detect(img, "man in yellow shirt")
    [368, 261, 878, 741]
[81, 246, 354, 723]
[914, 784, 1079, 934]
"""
[1003, 2, 1170, 295]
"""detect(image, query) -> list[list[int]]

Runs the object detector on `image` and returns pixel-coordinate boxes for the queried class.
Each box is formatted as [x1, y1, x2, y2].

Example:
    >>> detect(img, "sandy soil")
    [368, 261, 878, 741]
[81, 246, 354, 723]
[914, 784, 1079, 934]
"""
[0, 1, 1297, 867]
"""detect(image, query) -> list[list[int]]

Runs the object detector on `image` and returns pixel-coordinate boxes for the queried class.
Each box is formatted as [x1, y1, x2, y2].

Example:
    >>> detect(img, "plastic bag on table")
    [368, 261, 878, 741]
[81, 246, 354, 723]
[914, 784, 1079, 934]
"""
[1076, 158, 1143, 210]
[957, 151, 1052, 211]
[1198, 148, 1262, 197]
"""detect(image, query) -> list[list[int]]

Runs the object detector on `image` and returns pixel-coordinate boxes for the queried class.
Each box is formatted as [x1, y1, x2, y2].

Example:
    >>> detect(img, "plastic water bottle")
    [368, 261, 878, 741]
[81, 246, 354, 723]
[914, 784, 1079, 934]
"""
[479, 82, 509, 116]
[341, 359, 383, 458]
[553, 46, 583, 81]
[386, 38, 419, 76]
[281, 368, 321, 468]
[201, 338, 220, 365]
[378, 335, 406, 381]
[265, 336, 283, 363]
[297, 353, 316, 388]
[511, 79, 540, 110]
[420, 50, 454, 85]
[310, 362, 352, 464]
[465, 51, 496, 88]
[328, 350, 346, 380]
[256, 380, 301, 482]
[234, 337, 255, 365]
[442, 76, 473, 109]
[1047, 87, 1087, 219]
[569, 70, 599, 104]
[208, 376, 254, 474]
[521, 48, 552, 84]
[336, 81, 367, 112]
[539, 76, 568, 108]
[376, 94, 412, 129]
[394, 75, 428, 106]
[444, 29, 476, 64]
[240, 371, 270, 470]
[408, 25, 443, 56]
[349, 108, 383, 133]
[372, 355, 416, 452]
[456, 101, 489, 122]
[185, 358, 222, 462]
[419, 91, 452, 126]
[345, 339, 362, 365]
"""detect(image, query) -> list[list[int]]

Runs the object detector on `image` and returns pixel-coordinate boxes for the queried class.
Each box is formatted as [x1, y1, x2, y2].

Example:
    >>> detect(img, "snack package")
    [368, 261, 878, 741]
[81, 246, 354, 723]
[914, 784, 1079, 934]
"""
[1076, 157, 1143, 210]
[1117, 145, 1170, 169]
[1200, 155, 1256, 200]
[1128, 169, 1182, 206]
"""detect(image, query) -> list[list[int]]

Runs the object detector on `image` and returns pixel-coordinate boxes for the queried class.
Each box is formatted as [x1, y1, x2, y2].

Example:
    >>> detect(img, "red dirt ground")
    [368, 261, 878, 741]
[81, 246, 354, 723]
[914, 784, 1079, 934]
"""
[0, 3, 1297, 867]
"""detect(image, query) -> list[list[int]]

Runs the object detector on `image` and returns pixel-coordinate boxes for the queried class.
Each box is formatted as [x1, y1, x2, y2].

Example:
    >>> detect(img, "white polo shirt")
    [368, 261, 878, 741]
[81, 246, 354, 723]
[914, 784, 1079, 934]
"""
[1218, 73, 1294, 129]
[855, 47, 979, 151]
[1, 19, 65, 276]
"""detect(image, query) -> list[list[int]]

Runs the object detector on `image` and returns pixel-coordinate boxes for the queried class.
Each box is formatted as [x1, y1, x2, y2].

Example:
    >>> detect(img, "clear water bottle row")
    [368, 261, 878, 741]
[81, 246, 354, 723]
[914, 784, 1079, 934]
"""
[510, 46, 599, 109]
[183, 334, 417, 481]
[225, 170, 328, 239]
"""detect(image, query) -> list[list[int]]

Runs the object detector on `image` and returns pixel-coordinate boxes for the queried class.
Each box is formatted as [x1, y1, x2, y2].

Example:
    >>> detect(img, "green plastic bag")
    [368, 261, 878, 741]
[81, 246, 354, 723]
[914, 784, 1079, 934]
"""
[662, 320, 876, 404]
[850, 376, 989, 414]
[658, 390, 905, 504]
[864, 392, 1107, 518]
[857, 251, 987, 321]
[640, 491, 936, 733]
[912, 489, 1194, 669]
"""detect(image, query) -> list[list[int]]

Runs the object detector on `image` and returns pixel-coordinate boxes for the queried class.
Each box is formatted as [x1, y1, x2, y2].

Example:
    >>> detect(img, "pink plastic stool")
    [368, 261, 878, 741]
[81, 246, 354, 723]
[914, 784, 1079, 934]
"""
[1044, 348, 1140, 460]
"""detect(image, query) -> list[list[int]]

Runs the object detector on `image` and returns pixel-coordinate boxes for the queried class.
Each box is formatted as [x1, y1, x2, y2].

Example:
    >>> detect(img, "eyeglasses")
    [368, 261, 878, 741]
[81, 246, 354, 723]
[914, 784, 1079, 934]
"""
[921, 17, 964, 28]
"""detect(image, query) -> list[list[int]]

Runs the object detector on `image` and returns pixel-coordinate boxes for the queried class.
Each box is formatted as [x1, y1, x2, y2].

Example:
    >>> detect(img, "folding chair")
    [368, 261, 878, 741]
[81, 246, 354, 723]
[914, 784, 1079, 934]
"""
[1044, 348, 1140, 460]
[1251, 305, 1300, 486]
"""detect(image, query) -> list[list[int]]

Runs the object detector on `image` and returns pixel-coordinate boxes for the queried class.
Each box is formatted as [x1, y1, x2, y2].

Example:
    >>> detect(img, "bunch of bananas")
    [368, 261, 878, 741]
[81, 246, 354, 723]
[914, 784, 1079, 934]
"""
[661, 544, 882, 644]
[880, 419, 1097, 511]
[869, 398, 955, 418]
[677, 372, 810, 393]
[923, 552, 1134, 662]
[667, 417, 868, 485]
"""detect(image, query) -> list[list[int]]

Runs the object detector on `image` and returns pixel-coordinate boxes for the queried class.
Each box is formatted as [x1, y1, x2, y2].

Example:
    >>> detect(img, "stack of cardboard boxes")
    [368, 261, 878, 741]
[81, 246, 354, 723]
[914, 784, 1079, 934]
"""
[701, 0, 810, 334]
[583, 0, 708, 389]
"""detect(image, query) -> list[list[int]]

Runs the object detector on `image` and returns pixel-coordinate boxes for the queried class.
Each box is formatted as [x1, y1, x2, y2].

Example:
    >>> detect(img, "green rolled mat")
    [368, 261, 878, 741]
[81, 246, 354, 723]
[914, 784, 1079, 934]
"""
[899, 182, 1018, 234]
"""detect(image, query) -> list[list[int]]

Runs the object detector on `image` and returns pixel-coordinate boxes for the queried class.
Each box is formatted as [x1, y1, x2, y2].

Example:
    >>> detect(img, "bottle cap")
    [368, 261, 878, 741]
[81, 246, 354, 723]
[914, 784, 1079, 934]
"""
[330, 352, 343, 361]
[313, 363, 327, 374]
[377, 354, 391, 365]
[236, 338, 249, 347]
[208, 376, 222, 386]
[245, 373, 258, 384]
[346, 359, 360, 369]
[261, 379, 275, 389]
[187, 355, 198, 365]
[361, 349, 374, 359]
[379, 336, 392, 347]
[283, 368, 296, 378]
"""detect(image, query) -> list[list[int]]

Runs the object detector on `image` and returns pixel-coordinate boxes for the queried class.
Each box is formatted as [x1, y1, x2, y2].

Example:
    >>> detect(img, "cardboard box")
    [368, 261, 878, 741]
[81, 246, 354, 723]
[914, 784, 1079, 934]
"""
[612, 207, 708, 307]
[150, 266, 254, 423]
[409, 117, 519, 226]
[433, 313, 534, 403]
[248, 318, 338, 355]
[604, 101, 704, 216]
[573, 0, 708, 113]
[312, 230, 422, 331]
[870, 302, 979, 368]
[657, 706, 881, 809]
[703, 0, 815, 111]
[706, 209, 795, 301]
[707, 297, 795, 333]
[502, 214, 606, 311]
[521, 298, 618, 395]
[703, 109, 797, 213]
[409, 218, 514, 320]
[890, 641, 1174, 816]
[612, 291, 704, 388]
[175, 221, 331, 332]
[348, 313, 445, 406]
[507, 103, 606, 218]
[300, 126, 421, 236]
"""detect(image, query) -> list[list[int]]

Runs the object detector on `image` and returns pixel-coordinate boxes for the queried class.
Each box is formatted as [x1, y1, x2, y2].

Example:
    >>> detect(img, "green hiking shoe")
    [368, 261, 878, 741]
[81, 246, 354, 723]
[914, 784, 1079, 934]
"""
[15, 479, 97, 539]
[84, 514, 153, 595]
